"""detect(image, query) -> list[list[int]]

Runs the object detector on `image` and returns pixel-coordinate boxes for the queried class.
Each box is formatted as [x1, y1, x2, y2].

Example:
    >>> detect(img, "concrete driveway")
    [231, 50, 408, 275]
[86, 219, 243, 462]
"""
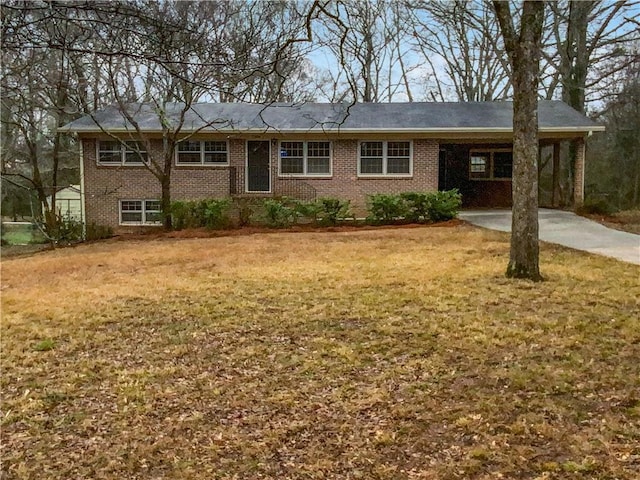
[459, 208, 640, 265]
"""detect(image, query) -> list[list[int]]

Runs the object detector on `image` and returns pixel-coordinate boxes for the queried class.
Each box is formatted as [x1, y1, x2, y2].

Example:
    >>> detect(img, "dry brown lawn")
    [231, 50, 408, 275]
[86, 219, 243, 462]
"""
[2, 224, 639, 479]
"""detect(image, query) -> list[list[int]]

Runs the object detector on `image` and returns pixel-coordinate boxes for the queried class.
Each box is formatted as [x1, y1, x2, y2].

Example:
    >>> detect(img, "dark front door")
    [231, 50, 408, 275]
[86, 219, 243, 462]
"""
[247, 141, 270, 192]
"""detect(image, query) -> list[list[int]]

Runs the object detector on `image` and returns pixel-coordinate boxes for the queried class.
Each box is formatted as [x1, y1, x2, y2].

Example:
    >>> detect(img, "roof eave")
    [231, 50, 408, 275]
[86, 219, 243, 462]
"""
[62, 126, 604, 135]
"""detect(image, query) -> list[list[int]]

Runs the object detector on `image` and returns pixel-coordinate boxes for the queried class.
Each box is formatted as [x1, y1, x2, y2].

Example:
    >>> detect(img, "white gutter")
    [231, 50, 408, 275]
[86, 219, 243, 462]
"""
[64, 125, 605, 134]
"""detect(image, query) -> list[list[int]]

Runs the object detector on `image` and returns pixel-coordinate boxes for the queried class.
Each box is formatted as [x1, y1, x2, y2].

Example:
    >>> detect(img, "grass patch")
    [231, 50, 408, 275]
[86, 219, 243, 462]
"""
[2, 225, 639, 479]
[1, 223, 46, 245]
[33, 339, 56, 351]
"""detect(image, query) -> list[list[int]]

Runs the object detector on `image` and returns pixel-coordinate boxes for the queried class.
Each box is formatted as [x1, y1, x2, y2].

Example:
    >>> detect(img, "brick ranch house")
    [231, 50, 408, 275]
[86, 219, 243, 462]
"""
[61, 101, 603, 232]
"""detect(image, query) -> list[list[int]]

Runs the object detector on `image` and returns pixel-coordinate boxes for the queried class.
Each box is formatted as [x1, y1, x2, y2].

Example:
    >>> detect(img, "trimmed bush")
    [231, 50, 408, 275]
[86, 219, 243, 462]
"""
[400, 192, 430, 222]
[367, 194, 410, 223]
[260, 197, 300, 228]
[366, 190, 462, 224]
[171, 198, 231, 230]
[316, 197, 351, 225]
[426, 189, 462, 222]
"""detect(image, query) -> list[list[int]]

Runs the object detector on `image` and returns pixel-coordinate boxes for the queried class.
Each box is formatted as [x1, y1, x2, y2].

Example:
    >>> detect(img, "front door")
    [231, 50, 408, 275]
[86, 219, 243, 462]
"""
[247, 141, 270, 192]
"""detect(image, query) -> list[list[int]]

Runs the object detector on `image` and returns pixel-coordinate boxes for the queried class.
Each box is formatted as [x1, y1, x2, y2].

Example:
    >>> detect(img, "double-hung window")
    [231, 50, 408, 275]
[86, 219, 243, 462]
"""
[359, 141, 412, 176]
[119, 200, 162, 225]
[98, 140, 148, 165]
[176, 140, 228, 165]
[279, 141, 331, 176]
[469, 149, 512, 180]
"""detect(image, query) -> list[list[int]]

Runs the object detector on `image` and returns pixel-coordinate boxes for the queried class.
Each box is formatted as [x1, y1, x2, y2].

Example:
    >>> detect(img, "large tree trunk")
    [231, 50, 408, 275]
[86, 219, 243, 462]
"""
[493, 1, 545, 281]
[509, 62, 542, 280]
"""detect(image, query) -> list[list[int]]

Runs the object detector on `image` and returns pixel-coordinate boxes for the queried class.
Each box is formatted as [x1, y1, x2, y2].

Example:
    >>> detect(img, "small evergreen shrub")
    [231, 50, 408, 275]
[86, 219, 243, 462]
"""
[260, 197, 300, 228]
[400, 192, 430, 222]
[426, 189, 462, 221]
[294, 200, 322, 223]
[171, 198, 231, 230]
[316, 197, 351, 225]
[201, 198, 232, 229]
[366, 194, 409, 223]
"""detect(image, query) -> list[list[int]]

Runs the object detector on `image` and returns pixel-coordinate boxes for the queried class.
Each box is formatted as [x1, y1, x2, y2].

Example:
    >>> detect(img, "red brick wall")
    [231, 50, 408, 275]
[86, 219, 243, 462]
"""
[82, 137, 440, 230]
[270, 139, 439, 215]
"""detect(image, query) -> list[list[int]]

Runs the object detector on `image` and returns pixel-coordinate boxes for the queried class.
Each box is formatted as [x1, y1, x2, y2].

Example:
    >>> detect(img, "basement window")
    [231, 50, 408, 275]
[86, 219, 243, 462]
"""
[119, 200, 162, 225]
[469, 149, 512, 180]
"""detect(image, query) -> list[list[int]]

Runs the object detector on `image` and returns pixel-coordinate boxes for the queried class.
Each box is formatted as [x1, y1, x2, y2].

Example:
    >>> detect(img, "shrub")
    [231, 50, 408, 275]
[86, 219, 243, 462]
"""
[316, 197, 351, 225]
[577, 197, 617, 216]
[367, 194, 409, 223]
[400, 192, 430, 223]
[171, 198, 231, 230]
[425, 189, 462, 222]
[294, 200, 322, 223]
[43, 214, 84, 243]
[201, 198, 232, 229]
[260, 197, 299, 228]
[86, 223, 113, 241]
[233, 198, 262, 227]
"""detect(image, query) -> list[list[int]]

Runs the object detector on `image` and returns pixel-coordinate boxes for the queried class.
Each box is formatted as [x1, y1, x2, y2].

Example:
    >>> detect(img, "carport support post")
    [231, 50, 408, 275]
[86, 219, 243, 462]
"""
[551, 142, 560, 207]
[573, 137, 586, 208]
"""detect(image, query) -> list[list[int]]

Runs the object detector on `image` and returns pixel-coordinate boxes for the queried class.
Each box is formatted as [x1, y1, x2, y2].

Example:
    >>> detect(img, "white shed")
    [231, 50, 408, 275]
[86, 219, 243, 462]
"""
[47, 185, 82, 221]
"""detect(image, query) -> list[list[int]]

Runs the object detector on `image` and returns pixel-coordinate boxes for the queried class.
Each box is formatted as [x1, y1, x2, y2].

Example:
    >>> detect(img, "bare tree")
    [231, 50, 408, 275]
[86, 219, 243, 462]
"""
[408, 0, 511, 101]
[313, 0, 418, 102]
[1, 2, 108, 236]
[493, 1, 545, 281]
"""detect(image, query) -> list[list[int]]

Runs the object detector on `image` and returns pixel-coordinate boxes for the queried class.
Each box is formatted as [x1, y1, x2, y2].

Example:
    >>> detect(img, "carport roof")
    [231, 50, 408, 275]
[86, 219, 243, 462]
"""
[61, 100, 604, 134]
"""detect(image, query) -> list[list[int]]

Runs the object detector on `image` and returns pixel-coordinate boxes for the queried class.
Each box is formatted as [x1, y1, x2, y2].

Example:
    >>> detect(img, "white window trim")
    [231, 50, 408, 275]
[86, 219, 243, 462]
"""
[96, 140, 148, 166]
[118, 199, 162, 226]
[469, 148, 513, 181]
[175, 140, 229, 166]
[357, 141, 413, 178]
[278, 141, 333, 178]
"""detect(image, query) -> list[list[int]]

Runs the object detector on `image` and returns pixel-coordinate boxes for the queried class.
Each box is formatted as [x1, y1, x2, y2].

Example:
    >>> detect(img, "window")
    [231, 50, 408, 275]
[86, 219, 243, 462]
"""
[279, 141, 331, 176]
[176, 140, 228, 165]
[469, 149, 512, 180]
[119, 200, 162, 225]
[359, 141, 412, 176]
[98, 140, 147, 165]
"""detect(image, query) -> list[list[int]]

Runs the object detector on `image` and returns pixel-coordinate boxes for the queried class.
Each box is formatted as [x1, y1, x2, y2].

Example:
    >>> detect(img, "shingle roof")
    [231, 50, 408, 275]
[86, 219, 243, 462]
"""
[61, 100, 603, 134]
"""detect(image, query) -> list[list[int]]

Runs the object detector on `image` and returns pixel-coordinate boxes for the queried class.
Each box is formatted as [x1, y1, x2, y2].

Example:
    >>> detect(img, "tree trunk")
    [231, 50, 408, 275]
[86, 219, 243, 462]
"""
[508, 64, 542, 280]
[493, 1, 545, 281]
[161, 174, 172, 230]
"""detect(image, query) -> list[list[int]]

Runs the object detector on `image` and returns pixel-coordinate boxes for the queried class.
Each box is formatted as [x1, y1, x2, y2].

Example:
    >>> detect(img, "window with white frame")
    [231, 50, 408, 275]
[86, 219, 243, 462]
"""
[469, 149, 512, 180]
[279, 141, 331, 176]
[359, 141, 412, 176]
[98, 140, 148, 165]
[176, 140, 228, 165]
[119, 200, 162, 225]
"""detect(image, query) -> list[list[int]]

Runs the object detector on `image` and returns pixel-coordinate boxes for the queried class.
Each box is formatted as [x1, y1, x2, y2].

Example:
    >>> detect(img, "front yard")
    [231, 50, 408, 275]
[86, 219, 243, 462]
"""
[1, 224, 639, 479]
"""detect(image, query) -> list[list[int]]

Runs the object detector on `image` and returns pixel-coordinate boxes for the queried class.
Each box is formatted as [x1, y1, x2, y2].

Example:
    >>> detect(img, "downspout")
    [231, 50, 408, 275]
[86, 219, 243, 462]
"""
[79, 137, 86, 239]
